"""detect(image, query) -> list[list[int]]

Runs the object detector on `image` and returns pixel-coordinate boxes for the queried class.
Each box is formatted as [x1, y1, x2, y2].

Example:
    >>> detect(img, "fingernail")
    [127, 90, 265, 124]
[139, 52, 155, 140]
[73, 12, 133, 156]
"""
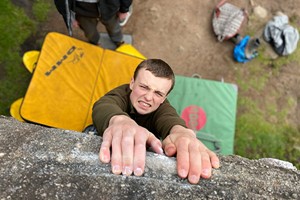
[202, 169, 209, 176]
[158, 147, 164, 155]
[179, 169, 187, 177]
[122, 166, 132, 176]
[134, 168, 143, 176]
[112, 165, 121, 174]
[190, 175, 199, 184]
[213, 161, 220, 168]
[101, 154, 109, 163]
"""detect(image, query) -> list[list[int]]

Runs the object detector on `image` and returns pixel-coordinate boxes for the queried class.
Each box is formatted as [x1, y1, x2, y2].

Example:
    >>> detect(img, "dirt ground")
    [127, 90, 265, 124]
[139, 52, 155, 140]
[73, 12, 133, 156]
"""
[19, 0, 300, 128]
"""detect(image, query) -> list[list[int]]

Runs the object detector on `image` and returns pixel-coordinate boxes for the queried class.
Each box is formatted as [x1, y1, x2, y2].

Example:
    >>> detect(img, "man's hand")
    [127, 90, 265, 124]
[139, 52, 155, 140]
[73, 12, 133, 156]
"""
[118, 12, 129, 22]
[162, 125, 220, 184]
[99, 115, 163, 176]
[72, 19, 79, 28]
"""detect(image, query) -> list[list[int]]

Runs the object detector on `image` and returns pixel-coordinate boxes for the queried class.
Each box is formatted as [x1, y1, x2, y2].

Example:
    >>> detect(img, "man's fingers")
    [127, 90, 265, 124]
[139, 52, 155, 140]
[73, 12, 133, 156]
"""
[99, 130, 113, 163]
[207, 150, 220, 169]
[133, 133, 148, 176]
[121, 130, 134, 176]
[162, 135, 177, 156]
[118, 12, 128, 21]
[133, 131, 161, 176]
[175, 138, 190, 179]
[199, 151, 211, 179]
[110, 128, 123, 175]
[146, 132, 163, 155]
[164, 131, 219, 184]
[186, 143, 203, 184]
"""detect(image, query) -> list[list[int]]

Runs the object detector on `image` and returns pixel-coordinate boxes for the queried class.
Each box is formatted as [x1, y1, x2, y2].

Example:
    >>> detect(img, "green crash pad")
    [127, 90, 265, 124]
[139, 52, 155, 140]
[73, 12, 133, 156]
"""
[168, 76, 238, 155]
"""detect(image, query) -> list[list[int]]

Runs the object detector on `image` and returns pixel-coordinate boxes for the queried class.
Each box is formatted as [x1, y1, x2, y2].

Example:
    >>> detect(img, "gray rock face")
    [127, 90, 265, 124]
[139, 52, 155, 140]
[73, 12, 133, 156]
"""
[0, 116, 299, 199]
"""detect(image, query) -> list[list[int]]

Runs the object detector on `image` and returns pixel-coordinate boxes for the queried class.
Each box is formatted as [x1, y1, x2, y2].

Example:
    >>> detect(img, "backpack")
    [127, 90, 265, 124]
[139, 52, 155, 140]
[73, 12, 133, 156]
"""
[212, 0, 247, 42]
[233, 35, 259, 63]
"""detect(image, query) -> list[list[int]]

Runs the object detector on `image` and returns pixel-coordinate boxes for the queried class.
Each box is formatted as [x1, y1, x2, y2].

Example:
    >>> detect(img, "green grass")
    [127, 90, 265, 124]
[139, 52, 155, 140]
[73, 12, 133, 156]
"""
[0, 0, 51, 115]
[234, 30, 300, 169]
[0, 0, 299, 170]
[235, 103, 300, 169]
[33, 0, 52, 22]
[0, 0, 34, 115]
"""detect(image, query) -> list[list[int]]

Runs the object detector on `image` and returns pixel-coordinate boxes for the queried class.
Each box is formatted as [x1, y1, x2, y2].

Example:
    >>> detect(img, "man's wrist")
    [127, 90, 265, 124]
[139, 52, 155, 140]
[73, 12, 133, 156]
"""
[109, 114, 132, 125]
[170, 125, 196, 137]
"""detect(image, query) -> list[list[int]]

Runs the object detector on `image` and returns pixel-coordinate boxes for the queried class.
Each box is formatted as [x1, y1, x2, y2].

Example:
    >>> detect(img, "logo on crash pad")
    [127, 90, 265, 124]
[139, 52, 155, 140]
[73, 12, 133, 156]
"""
[181, 105, 207, 131]
[45, 46, 84, 76]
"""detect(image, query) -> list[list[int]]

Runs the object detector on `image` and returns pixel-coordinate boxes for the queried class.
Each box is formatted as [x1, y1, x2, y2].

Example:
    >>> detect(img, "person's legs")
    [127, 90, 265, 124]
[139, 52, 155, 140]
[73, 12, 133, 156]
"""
[101, 15, 123, 45]
[76, 15, 100, 45]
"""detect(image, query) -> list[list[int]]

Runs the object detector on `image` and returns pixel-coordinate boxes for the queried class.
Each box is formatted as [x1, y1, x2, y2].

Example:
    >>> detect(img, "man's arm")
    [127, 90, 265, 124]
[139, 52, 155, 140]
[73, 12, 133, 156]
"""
[92, 85, 163, 176]
[99, 115, 163, 176]
[162, 125, 220, 184]
[92, 85, 130, 135]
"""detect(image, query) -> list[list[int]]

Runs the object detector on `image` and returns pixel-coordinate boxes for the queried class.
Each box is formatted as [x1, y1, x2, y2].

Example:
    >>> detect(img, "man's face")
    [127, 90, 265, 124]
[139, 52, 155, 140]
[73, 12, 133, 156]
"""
[129, 68, 172, 115]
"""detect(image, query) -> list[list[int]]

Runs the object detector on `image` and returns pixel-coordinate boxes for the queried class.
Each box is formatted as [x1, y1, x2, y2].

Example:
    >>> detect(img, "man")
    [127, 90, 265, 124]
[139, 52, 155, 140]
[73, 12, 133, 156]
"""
[55, 0, 132, 46]
[92, 59, 220, 184]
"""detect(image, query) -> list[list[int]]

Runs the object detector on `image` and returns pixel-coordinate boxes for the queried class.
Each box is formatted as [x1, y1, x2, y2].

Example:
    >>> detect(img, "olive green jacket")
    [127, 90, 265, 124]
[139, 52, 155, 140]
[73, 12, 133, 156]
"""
[92, 84, 186, 139]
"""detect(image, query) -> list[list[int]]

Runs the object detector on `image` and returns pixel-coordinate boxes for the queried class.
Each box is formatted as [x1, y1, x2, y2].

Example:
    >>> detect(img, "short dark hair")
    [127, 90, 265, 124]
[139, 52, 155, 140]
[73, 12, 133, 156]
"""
[133, 59, 175, 94]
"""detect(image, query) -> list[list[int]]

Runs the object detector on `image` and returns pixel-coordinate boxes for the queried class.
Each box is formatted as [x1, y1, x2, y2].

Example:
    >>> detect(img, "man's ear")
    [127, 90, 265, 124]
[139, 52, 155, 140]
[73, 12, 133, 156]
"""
[160, 96, 168, 104]
[129, 78, 134, 90]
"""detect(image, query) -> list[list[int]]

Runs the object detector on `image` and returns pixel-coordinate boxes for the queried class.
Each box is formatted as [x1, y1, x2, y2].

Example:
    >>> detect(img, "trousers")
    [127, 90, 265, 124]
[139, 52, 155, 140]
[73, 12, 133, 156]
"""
[76, 14, 123, 45]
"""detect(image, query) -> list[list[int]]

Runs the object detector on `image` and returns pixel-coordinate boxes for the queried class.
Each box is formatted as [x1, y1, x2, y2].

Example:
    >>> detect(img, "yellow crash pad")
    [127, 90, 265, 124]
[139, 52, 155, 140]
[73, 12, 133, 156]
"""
[20, 32, 144, 131]
[116, 44, 147, 59]
[23, 50, 40, 73]
[10, 51, 40, 122]
[10, 98, 25, 122]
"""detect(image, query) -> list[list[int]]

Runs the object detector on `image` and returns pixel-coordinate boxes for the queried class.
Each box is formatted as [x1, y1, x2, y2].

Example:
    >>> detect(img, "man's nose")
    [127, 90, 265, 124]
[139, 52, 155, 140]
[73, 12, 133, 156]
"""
[144, 91, 153, 101]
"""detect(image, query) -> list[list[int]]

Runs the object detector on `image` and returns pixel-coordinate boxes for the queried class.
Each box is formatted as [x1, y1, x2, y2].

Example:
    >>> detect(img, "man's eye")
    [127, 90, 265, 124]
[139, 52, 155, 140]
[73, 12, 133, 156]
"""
[155, 92, 164, 97]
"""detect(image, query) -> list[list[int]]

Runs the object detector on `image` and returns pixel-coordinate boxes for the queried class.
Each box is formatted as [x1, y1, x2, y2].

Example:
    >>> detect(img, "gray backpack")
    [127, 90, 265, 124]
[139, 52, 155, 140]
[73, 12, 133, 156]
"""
[212, 0, 247, 42]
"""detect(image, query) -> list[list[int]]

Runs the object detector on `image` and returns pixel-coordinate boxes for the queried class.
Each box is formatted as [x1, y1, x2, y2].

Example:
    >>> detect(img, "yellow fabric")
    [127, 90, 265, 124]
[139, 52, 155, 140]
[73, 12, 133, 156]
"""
[22, 50, 40, 73]
[10, 98, 25, 122]
[86, 49, 143, 128]
[116, 44, 147, 59]
[20, 32, 144, 131]
[9, 51, 40, 123]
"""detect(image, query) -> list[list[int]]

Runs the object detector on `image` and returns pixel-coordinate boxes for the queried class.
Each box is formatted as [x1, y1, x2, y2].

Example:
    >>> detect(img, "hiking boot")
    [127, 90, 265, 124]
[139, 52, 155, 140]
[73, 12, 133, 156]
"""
[115, 41, 125, 48]
[119, 5, 133, 26]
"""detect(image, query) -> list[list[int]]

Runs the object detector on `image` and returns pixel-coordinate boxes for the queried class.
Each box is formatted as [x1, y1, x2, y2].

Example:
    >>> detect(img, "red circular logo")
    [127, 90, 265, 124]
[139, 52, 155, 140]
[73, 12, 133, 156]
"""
[181, 105, 206, 131]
